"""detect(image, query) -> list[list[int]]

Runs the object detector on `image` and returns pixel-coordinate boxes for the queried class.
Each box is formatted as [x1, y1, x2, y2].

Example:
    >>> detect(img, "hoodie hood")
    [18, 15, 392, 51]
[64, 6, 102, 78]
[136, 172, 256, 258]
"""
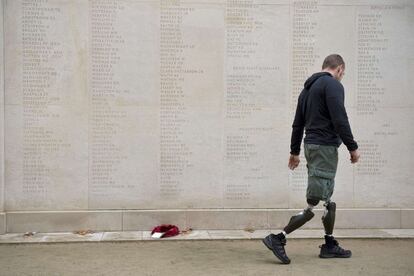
[304, 72, 332, 90]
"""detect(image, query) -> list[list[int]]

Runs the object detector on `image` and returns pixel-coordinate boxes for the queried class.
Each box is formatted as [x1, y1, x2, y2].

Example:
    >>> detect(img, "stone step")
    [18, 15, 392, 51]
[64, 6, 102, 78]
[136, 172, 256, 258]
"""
[0, 229, 413, 244]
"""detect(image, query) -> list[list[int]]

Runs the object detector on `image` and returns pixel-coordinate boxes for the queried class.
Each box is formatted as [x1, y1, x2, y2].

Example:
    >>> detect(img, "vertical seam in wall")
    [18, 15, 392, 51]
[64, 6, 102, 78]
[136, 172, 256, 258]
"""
[121, 210, 124, 231]
[87, 0, 90, 210]
[266, 209, 270, 230]
[352, 4, 357, 208]
[221, 2, 225, 209]
[1, 0, 5, 216]
[287, 1, 291, 210]
[185, 209, 188, 230]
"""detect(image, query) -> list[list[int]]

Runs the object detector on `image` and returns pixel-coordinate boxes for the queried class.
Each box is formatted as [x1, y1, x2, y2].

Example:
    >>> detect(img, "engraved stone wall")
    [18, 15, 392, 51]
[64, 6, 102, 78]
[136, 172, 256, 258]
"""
[3, 0, 414, 217]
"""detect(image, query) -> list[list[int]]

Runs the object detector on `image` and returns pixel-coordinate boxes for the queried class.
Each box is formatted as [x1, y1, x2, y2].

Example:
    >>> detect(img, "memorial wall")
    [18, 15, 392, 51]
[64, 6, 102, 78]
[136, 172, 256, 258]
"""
[1, 0, 413, 233]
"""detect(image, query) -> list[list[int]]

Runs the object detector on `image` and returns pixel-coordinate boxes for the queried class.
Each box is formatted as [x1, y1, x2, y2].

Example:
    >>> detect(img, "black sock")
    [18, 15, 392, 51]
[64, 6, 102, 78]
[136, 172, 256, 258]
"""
[275, 232, 285, 239]
[324, 235, 334, 247]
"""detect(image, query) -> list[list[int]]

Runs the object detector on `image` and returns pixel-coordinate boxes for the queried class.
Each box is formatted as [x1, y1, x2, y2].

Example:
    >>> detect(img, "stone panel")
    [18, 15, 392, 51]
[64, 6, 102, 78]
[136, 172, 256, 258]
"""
[223, 2, 290, 208]
[4, 0, 89, 210]
[0, 213, 5, 234]
[123, 210, 187, 231]
[187, 209, 269, 230]
[86, 0, 160, 209]
[401, 209, 414, 229]
[0, 0, 4, 218]
[6, 211, 122, 233]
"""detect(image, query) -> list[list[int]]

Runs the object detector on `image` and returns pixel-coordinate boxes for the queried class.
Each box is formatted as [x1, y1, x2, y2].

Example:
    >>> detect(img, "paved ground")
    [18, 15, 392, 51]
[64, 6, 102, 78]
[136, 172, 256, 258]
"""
[0, 239, 413, 276]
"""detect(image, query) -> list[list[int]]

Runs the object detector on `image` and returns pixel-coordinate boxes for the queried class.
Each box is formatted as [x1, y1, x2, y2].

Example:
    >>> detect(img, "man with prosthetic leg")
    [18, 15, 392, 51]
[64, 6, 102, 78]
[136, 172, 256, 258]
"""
[263, 54, 360, 264]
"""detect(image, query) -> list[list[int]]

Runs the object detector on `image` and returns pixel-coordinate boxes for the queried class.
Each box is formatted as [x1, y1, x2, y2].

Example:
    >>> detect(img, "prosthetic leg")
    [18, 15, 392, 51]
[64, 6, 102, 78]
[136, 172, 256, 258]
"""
[283, 198, 318, 234]
[319, 201, 351, 258]
[284, 208, 314, 234]
[322, 201, 336, 235]
[263, 198, 319, 264]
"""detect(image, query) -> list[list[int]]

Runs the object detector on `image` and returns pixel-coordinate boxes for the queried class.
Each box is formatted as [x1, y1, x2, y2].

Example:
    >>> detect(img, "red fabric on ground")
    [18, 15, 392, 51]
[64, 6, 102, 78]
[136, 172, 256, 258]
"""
[151, 224, 180, 238]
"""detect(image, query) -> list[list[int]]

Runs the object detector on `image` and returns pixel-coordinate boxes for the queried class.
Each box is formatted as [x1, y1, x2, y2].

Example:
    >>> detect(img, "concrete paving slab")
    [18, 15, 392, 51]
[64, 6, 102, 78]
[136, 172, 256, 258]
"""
[39, 232, 104, 243]
[277, 229, 325, 238]
[334, 229, 393, 238]
[0, 233, 43, 243]
[101, 231, 143, 241]
[244, 229, 271, 239]
[382, 229, 414, 238]
[207, 230, 250, 239]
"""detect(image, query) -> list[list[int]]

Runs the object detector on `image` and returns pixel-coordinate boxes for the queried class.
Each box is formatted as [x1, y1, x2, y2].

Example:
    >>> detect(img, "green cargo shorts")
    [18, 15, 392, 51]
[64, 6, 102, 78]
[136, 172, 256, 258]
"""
[304, 143, 338, 201]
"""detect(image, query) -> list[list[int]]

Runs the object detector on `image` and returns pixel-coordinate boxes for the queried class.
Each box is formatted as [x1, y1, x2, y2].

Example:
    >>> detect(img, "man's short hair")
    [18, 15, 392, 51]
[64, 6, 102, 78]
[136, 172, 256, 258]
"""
[322, 54, 345, 69]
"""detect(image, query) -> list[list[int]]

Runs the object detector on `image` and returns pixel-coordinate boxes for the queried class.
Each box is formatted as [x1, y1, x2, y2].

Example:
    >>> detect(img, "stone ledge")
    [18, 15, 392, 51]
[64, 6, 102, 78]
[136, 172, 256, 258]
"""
[0, 229, 413, 244]
[3, 209, 413, 233]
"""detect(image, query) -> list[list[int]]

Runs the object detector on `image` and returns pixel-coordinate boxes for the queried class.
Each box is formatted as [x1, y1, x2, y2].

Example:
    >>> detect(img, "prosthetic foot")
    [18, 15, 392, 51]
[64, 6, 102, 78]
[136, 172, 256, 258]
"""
[263, 233, 291, 264]
[319, 235, 352, 258]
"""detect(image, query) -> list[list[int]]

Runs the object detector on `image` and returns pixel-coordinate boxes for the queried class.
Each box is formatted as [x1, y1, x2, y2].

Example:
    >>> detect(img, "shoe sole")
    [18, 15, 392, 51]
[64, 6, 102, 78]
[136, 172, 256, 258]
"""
[319, 252, 352, 258]
[262, 237, 291, 264]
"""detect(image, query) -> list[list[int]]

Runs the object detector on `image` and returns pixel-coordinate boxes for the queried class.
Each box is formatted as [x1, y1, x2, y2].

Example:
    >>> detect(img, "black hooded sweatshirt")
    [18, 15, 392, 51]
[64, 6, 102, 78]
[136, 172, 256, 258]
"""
[290, 72, 358, 155]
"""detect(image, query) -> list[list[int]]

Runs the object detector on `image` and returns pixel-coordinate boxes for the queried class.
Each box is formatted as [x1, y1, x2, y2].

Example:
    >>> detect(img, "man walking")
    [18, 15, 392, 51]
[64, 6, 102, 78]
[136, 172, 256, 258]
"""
[263, 54, 360, 264]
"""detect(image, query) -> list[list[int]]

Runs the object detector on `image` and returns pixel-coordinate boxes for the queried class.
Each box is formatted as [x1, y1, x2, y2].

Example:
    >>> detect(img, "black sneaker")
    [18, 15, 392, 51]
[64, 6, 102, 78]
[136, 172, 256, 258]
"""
[319, 237, 352, 258]
[262, 233, 291, 264]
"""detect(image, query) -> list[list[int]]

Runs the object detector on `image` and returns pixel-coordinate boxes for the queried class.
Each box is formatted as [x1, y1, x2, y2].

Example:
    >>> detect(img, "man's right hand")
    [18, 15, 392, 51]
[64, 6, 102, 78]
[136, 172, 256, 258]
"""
[288, 154, 300, 170]
[350, 150, 360, 164]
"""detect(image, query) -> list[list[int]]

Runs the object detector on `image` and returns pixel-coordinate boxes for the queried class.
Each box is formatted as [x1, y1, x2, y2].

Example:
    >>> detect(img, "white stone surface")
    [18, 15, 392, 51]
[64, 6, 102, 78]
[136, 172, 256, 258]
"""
[382, 229, 414, 238]
[402, 209, 414, 229]
[102, 231, 143, 241]
[123, 210, 187, 231]
[1, 229, 413, 244]
[0, 0, 4, 221]
[0, 213, 5, 234]
[40, 232, 104, 243]
[4, 0, 89, 211]
[1, 0, 413, 231]
[3, 209, 409, 233]
[207, 230, 251, 239]
[186, 209, 269, 230]
[6, 211, 122, 233]
[142, 229, 210, 240]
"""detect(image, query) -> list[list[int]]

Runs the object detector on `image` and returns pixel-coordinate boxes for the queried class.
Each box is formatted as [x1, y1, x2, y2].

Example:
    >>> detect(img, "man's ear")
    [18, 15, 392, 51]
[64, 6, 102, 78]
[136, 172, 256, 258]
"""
[336, 65, 344, 76]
